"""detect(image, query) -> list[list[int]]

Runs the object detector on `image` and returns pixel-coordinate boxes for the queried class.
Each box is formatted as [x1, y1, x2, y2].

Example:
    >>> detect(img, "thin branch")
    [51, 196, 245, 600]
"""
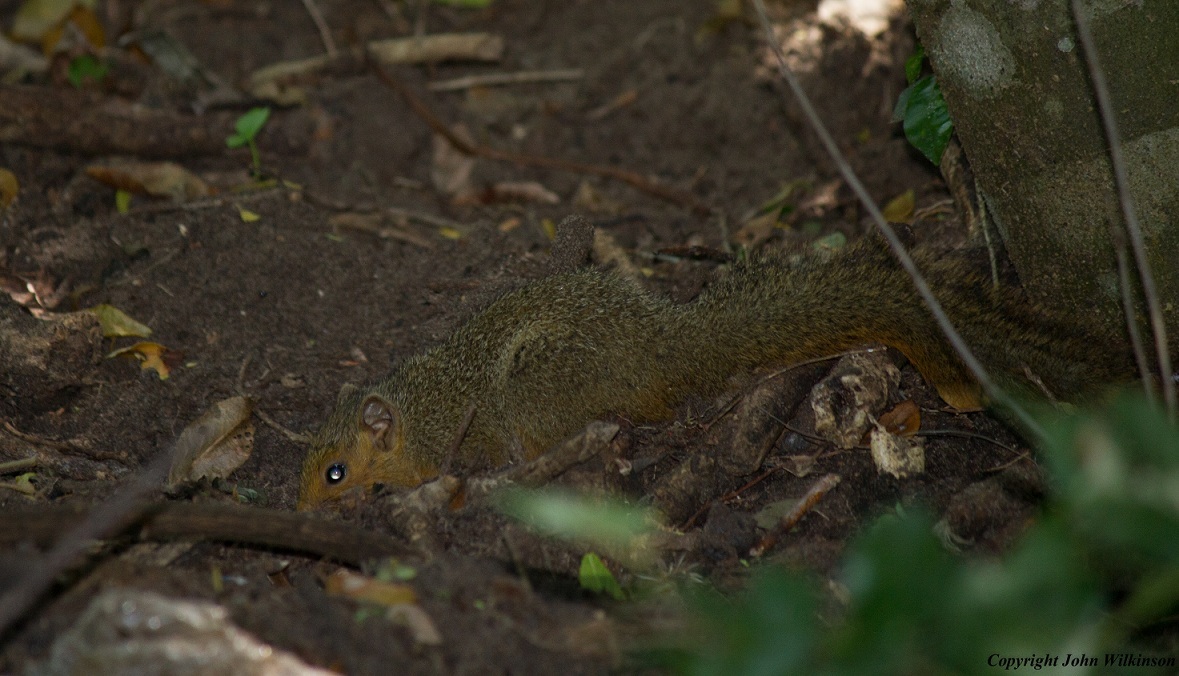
[749, 473, 841, 557]
[0, 446, 172, 636]
[428, 68, 584, 92]
[301, 0, 339, 57]
[749, 0, 1046, 442]
[370, 62, 714, 215]
[1072, 0, 1175, 420]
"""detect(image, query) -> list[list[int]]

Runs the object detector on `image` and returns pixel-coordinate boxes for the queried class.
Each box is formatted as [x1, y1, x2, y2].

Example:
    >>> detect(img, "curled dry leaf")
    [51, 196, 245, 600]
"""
[107, 341, 179, 380]
[86, 161, 213, 201]
[430, 124, 477, 197]
[88, 304, 151, 337]
[166, 395, 254, 488]
[869, 427, 925, 479]
[875, 399, 921, 437]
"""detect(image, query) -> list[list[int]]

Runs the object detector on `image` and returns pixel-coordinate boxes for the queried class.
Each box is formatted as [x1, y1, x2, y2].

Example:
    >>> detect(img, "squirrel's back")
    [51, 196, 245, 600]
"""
[297, 237, 1137, 509]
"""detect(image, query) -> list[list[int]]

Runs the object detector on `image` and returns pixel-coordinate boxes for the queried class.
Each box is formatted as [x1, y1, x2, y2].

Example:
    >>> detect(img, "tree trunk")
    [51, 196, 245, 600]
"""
[904, 0, 1178, 351]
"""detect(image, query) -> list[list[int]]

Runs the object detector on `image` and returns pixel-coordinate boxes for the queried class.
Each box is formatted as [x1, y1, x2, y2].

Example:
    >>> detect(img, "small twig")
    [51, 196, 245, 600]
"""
[371, 62, 714, 215]
[749, 473, 841, 557]
[704, 349, 881, 428]
[300, 0, 338, 57]
[750, 0, 1046, 442]
[125, 185, 285, 216]
[439, 403, 478, 476]
[983, 450, 1035, 474]
[254, 407, 310, 444]
[0, 456, 37, 475]
[681, 466, 781, 530]
[1072, 1, 1175, 420]
[3, 421, 73, 451]
[915, 429, 1019, 456]
[0, 445, 173, 636]
[427, 68, 584, 92]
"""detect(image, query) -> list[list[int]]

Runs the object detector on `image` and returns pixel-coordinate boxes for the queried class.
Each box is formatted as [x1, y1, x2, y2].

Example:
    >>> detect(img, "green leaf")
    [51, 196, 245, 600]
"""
[88, 304, 152, 338]
[904, 45, 925, 84]
[579, 553, 625, 600]
[67, 55, 108, 88]
[900, 75, 953, 165]
[226, 107, 270, 148]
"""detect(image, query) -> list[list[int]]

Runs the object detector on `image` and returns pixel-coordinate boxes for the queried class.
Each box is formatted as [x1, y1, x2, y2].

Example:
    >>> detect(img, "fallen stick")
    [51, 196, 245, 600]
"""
[0, 85, 234, 158]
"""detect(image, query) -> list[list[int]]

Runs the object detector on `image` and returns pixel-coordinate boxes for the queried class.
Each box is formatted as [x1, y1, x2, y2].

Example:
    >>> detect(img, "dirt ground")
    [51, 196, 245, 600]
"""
[1, 0, 1042, 672]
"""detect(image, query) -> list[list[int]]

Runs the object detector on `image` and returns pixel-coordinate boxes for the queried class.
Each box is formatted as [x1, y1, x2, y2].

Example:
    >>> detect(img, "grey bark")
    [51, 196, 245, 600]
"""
[905, 0, 1179, 351]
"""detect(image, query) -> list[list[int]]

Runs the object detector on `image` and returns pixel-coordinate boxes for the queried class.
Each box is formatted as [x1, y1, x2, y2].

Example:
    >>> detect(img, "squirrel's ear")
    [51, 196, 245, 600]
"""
[337, 383, 360, 401]
[360, 395, 399, 451]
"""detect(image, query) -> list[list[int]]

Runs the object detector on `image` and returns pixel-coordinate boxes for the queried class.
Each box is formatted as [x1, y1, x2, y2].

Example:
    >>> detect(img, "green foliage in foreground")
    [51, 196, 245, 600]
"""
[658, 394, 1179, 675]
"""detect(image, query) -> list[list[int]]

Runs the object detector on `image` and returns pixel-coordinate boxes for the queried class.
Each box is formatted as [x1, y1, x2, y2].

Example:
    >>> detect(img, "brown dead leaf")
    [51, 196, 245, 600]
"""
[86, 161, 213, 201]
[329, 212, 433, 248]
[107, 341, 181, 380]
[877, 399, 921, 437]
[482, 181, 560, 205]
[325, 569, 417, 606]
[430, 124, 476, 197]
[166, 395, 254, 487]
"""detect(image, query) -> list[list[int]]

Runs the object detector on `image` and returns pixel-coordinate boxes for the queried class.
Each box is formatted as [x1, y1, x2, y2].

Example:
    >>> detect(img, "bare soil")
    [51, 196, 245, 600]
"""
[0, 1, 1040, 672]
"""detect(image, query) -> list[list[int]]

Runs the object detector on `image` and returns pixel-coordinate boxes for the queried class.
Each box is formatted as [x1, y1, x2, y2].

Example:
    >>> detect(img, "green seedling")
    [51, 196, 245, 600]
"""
[226, 107, 271, 175]
[67, 55, 108, 87]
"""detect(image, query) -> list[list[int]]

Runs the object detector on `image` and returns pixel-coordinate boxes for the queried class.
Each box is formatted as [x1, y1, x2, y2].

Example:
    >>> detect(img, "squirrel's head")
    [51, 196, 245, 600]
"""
[296, 384, 429, 510]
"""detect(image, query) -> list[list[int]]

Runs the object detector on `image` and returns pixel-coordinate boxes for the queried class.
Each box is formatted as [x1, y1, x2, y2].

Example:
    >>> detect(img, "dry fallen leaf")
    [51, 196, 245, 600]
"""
[0, 168, 18, 209]
[86, 161, 213, 201]
[12, 0, 96, 43]
[869, 427, 925, 479]
[881, 188, 916, 223]
[324, 570, 441, 645]
[236, 205, 260, 222]
[430, 124, 476, 197]
[473, 181, 560, 205]
[107, 341, 181, 380]
[876, 399, 921, 437]
[166, 395, 254, 487]
[325, 569, 417, 606]
[89, 304, 151, 337]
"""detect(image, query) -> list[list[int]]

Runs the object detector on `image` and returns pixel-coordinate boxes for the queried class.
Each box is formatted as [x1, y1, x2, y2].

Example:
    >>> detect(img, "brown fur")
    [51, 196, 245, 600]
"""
[297, 239, 1136, 510]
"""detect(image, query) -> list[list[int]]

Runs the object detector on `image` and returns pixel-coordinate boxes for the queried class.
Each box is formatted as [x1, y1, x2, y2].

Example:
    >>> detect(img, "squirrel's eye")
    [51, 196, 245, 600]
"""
[325, 463, 347, 484]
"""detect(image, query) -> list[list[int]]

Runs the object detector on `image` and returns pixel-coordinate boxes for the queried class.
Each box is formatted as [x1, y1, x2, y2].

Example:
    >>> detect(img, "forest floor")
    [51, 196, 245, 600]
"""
[0, 0, 1040, 672]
